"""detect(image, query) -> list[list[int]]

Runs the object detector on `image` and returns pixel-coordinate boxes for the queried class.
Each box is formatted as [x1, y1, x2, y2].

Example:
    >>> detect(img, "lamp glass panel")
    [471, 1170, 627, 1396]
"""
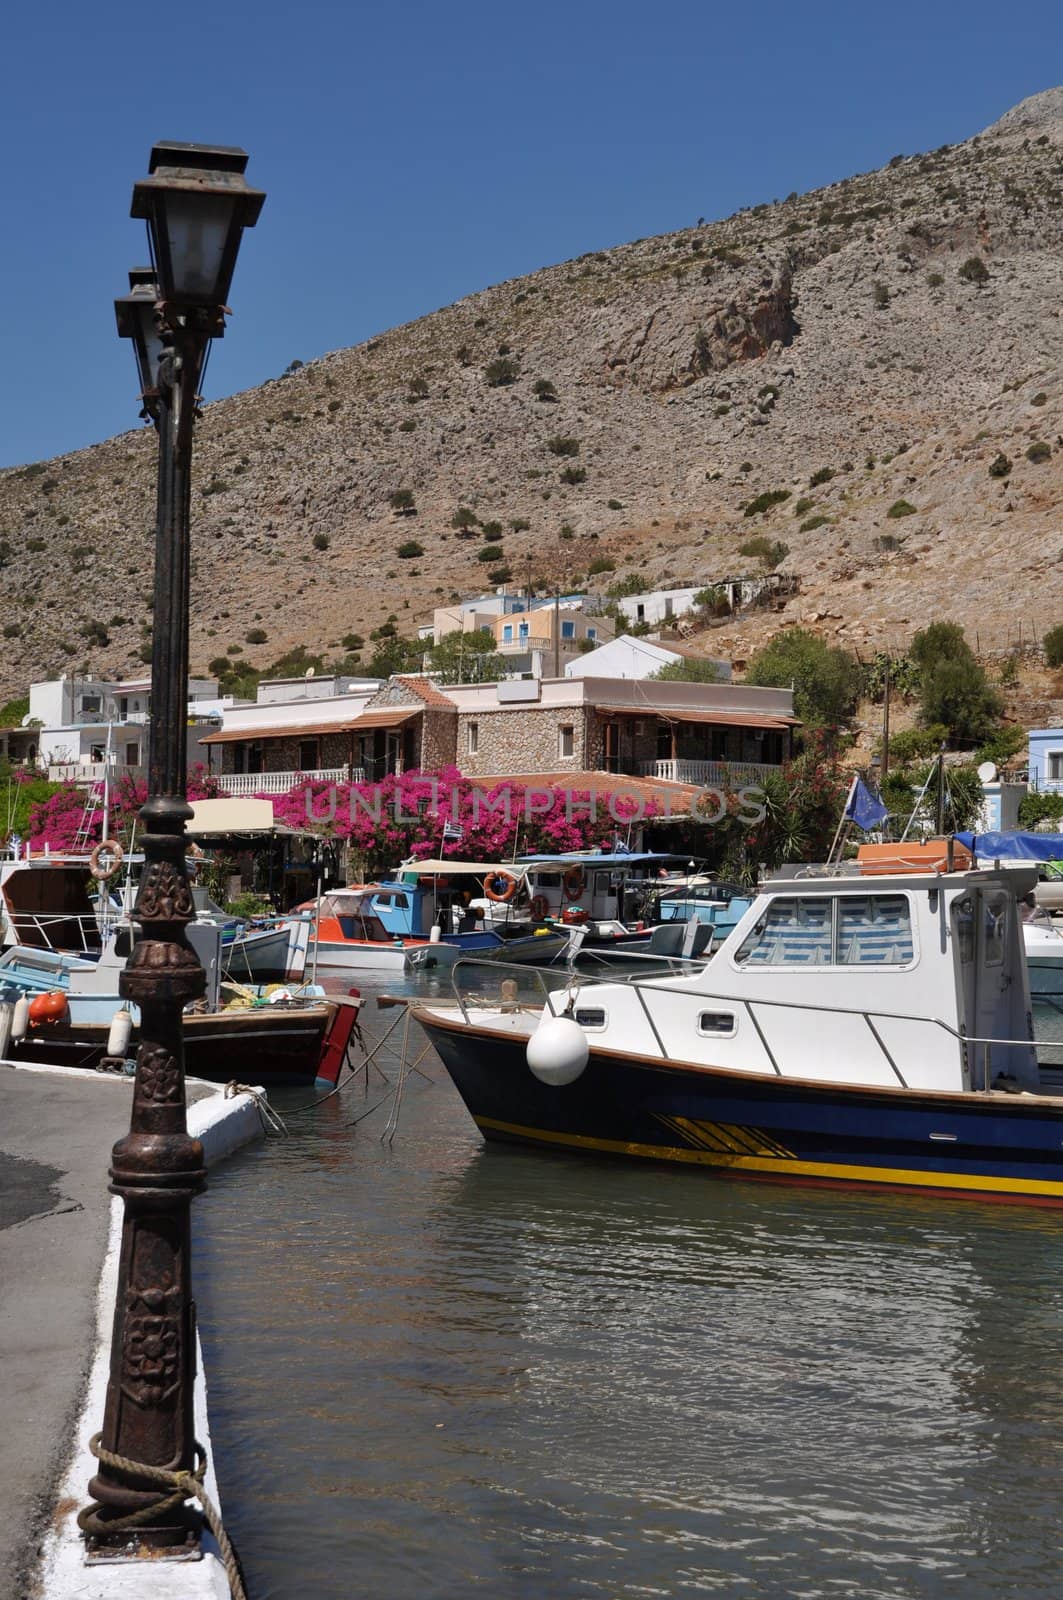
[159, 192, 234, 301]
[138, 310, 166, 389]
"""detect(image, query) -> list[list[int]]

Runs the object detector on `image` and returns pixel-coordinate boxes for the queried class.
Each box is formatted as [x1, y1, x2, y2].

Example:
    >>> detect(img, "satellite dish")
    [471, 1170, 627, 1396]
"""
[977, 761, 998, 784]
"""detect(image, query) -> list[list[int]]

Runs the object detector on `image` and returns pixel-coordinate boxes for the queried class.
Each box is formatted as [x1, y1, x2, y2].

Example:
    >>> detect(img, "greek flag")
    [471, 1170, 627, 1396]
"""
[845, 777, 889, 832]
[442, 819, 463, 842]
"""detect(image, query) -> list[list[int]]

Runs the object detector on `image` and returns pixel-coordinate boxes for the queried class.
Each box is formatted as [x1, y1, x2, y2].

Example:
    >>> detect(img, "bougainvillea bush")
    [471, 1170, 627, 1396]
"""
[26, 765, 221, 852]
[270, 767, 658, 875]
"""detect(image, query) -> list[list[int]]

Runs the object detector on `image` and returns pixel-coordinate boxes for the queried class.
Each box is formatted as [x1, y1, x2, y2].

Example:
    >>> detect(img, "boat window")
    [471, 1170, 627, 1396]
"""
[952, 897, 975, 964]
[835, 895, 914, 965]
[698, 1011, 736, 1037]
[735, 897, 832, 965]
[735, 894, 913, 966]
[594, 873, 611, 896]
[574, 1007, 607, 1029]
[981, 890, 1007, 967]
[535, 872, 562, 889]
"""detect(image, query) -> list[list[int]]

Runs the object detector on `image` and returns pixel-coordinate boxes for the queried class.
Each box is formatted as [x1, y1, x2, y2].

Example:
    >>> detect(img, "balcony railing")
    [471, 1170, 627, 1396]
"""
[213, 767, 360, 796]
[47, 761, 147, 786]
[641, 758, 780, 786]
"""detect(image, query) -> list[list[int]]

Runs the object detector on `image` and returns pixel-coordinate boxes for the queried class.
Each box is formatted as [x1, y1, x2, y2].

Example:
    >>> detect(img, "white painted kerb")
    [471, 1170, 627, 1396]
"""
[36, 1082, 266, 1600]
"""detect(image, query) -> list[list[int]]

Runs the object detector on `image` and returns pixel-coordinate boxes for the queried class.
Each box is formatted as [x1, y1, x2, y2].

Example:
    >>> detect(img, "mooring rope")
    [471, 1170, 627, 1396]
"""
[78, 1433, 247, 1600]
[223, 1080, 289, 1137]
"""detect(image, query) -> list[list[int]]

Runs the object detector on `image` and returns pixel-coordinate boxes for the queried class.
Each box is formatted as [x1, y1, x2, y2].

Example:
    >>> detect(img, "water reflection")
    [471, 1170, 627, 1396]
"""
[193, 980, 1063, 1600]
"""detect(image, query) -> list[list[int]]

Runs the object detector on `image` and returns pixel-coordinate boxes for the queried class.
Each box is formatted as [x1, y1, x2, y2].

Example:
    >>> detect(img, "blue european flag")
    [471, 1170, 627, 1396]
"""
[845, 777, 889, 832]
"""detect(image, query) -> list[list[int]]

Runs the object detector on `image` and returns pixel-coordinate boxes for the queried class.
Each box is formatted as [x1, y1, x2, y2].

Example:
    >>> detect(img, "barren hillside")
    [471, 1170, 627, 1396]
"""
[1, 88, 1061, 699]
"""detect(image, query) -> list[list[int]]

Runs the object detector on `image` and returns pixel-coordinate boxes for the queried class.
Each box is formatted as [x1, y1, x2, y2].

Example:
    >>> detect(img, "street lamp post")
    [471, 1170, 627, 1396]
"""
[80, 144, 263, 1557]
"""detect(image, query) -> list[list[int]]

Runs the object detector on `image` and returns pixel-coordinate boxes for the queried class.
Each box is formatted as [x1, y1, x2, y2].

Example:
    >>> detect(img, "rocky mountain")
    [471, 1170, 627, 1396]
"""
[1, 88, 1061, 701]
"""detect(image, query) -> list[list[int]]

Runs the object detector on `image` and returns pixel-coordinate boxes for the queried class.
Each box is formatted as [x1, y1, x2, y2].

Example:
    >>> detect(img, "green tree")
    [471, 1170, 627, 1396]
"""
[427, 628, 504, 684]
[450, 506, 478, 534]
[649, 657, 723, 683]
[365, 634, 422, 678]
[745, 628, 859, 728]
[1045, 625, 1063, 668]
[910, 622, 1002, 743]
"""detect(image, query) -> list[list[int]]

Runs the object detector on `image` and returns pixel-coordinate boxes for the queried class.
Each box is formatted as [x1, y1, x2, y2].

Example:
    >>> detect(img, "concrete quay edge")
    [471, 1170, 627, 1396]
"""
[23, 1068, 266, 1600]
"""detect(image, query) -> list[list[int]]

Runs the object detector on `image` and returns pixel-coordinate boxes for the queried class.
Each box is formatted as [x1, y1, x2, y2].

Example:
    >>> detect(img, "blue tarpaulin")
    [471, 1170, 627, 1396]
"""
[954, 831, 1063, 863]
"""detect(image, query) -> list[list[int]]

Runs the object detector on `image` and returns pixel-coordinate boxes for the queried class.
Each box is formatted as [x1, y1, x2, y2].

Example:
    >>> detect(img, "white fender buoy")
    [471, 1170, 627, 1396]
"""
[429, 924, 442, 944]
[107, 1006, 133, 1058]
[526, 1015, 589, 1086]
[12, 995, 29, 1041]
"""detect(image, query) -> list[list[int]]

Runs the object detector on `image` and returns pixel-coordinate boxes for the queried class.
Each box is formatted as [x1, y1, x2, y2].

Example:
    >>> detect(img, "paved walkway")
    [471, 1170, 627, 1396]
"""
[0, 1068, 135, 1600]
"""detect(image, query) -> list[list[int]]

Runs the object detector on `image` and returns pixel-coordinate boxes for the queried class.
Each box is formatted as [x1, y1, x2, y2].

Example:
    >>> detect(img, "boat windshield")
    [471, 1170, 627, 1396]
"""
[734, 893, 915, 967]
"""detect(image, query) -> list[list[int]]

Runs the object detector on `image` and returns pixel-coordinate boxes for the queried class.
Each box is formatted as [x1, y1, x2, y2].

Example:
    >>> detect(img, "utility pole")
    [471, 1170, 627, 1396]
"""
[881, 656, 891, 779]
[553, 592, 560, 679]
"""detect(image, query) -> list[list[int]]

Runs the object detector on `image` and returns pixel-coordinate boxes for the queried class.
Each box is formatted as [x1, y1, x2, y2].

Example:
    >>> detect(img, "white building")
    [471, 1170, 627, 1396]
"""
[615, 587, 702, 629]
[26, 673, 223, 785]
[566, 634, 731, 682]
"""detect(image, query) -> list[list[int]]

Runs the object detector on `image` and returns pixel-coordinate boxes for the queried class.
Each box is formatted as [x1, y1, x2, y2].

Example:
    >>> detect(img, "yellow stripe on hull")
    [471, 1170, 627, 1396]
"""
[473, 1115, 1063, 1200]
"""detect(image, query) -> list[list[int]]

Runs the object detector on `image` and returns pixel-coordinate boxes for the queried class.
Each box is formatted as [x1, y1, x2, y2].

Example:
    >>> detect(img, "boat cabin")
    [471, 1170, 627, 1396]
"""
[550, 864, 1040, 1096]
[518, 853, 696, 924]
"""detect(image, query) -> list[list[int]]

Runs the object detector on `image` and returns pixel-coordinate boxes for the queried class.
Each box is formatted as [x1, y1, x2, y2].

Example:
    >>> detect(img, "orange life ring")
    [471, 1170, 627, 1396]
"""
[29, 990, 69, 1027]
[89, 839, 124, 880]
[530, 894, 550, 921]
[563, 866, 586, 899]
[484, 870, 518, 903]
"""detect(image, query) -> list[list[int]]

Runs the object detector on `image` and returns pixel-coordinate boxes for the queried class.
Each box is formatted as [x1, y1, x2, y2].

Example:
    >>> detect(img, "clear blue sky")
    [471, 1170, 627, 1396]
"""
[1, 0, 1056, 467]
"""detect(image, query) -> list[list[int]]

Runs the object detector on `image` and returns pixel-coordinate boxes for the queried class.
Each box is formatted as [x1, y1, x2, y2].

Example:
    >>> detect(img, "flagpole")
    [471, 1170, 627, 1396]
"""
[827, 773, 858, 866]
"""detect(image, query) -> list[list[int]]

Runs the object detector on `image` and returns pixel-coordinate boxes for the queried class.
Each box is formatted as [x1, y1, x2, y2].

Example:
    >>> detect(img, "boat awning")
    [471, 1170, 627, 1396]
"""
[591, 705, 799, 728]
[187, 798, 298, 836]
[395, 859, 529, 878]
[955, 830, 1063, 864]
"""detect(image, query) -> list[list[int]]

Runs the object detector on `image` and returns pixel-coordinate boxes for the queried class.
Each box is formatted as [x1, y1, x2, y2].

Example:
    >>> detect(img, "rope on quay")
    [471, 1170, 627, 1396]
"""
[78, 1433, 248, 1600]
[224, 1080, 289, 1137]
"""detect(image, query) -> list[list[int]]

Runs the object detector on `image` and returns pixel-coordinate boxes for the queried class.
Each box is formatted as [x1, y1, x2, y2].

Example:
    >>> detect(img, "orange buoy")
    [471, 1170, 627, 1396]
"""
[28, 990, 69, 1027]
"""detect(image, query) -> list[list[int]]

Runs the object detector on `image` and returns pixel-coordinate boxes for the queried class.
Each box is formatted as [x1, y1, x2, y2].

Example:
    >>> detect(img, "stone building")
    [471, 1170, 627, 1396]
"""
[202, 671, 798, 797]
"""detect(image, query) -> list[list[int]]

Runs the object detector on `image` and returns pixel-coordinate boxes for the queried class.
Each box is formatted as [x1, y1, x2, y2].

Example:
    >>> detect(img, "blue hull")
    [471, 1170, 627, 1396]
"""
[417, 1012, 1063, 1206]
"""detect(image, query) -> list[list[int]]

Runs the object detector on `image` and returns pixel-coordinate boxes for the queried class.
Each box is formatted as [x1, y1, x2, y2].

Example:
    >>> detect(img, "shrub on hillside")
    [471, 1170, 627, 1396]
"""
[988, 452, 1012, 478]
[738, 536, 789, 567]
[1044, 625, 1063, 668]
[533, 379, 558, 402]
[1027, 441, 1052, 463]
[887, 499, 917, 519]
[958, 255, 989, 286]
[484, 356, 518, 386]
[245, 628, 268, 645]
[547, 435, 580, 457]
[389, 488, 416, 514]
[397, 540, 424, 559]
[809, 466, 835, 487]
[560, 465, 587, 485]
[743, 489, 791, 517]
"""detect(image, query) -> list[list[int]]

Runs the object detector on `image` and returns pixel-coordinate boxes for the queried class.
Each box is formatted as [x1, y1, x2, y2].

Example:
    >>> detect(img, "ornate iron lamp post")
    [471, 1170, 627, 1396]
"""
[81, 144, 263, 1557]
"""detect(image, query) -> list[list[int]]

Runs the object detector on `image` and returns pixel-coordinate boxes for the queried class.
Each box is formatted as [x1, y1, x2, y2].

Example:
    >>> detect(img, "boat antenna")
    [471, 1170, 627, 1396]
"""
[935, 744, 947, 835]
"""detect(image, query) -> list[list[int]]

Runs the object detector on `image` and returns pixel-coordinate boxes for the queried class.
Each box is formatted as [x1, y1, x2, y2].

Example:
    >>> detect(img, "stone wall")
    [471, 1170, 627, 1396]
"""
[457, 707, 591, 776]
[419, 707, 457, 771]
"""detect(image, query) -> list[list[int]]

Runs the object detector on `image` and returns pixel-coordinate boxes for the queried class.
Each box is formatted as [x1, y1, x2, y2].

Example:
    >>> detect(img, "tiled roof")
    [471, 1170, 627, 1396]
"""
[395, 675, 456, 709]
[467, 770, 703, 816]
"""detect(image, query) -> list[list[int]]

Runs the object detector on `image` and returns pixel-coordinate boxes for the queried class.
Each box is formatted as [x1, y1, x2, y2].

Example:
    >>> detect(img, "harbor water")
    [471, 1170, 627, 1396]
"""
[194, 969, 1063, 1599]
